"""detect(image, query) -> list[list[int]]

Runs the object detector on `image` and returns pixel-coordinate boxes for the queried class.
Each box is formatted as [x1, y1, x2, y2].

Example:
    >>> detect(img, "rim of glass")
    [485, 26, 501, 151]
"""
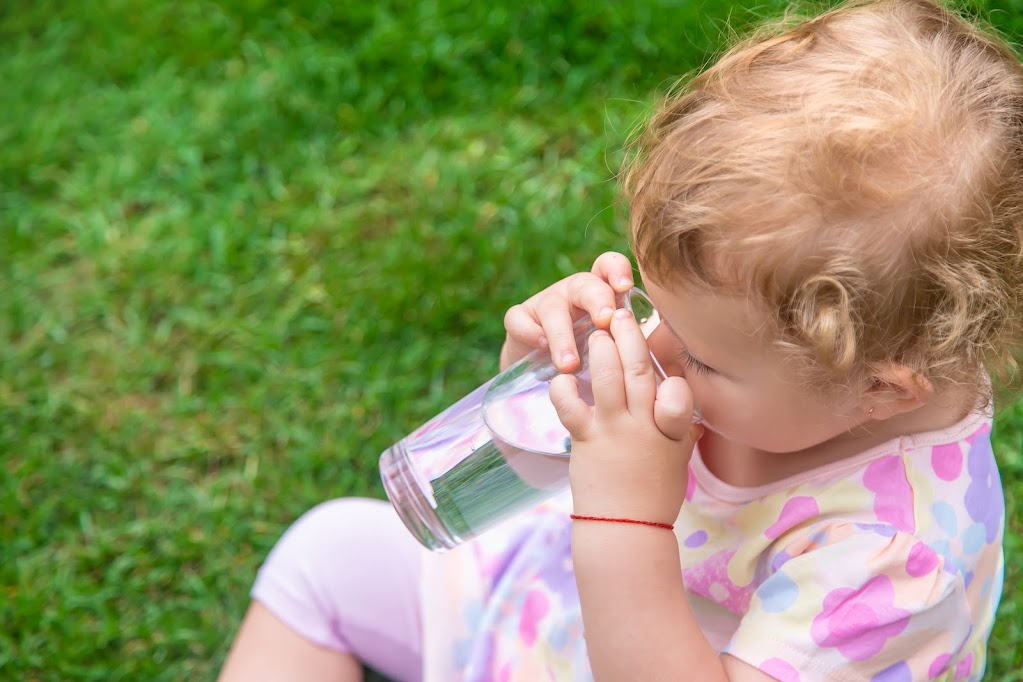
[622, 287, 669, 382]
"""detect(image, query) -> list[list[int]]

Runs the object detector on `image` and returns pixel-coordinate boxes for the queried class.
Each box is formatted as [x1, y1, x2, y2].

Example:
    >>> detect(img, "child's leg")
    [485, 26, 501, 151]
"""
[218, 498, 424, 682]
[217, 601, 365, 682]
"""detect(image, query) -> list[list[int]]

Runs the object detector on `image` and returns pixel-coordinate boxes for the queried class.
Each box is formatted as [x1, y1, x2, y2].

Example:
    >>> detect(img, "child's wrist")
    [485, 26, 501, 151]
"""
[570, 498, 681, 530]
[570, 516, 681, 561]
[570, 486, 684, 526]
[570, 513, 674, 530]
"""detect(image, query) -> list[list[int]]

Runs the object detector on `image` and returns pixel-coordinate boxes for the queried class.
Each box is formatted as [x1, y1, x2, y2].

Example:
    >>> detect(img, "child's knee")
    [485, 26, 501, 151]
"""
[292, 498, 387, 540]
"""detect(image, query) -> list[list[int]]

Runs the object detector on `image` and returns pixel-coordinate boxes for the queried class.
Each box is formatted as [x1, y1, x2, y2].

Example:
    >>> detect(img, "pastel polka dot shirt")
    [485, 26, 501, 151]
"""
[420, 410, 1003, 681]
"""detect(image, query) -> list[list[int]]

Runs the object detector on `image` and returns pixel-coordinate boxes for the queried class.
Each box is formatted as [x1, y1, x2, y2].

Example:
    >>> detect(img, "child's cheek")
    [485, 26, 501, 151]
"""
[688, 386, 720, 433]
[645, 325, 684, 376]
[660, 357, 687, 378]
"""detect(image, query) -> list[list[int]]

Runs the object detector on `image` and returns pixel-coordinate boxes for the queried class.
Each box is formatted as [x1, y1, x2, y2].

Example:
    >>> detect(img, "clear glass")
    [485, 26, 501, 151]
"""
[379, 288, 673, 551]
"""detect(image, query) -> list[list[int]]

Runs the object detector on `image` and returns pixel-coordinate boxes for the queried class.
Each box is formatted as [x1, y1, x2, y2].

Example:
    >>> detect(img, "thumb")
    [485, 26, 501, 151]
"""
[653, 376, 695, 441]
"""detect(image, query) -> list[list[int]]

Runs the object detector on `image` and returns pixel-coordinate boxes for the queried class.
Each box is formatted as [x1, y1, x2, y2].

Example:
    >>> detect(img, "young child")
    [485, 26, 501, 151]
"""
[218, 0, 1020, 679]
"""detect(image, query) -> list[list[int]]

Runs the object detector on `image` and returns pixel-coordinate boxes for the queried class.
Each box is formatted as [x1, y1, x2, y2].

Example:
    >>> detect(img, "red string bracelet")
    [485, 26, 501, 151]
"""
[570, 514, 674, 530]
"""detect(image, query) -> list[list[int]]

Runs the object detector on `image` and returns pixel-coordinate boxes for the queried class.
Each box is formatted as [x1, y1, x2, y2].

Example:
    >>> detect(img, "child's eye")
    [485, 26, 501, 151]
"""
[677, 347, 715, 376]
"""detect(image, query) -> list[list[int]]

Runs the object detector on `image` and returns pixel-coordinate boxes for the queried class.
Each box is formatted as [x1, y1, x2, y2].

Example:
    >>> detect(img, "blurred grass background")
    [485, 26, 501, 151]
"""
[1, 0, 1020, 679]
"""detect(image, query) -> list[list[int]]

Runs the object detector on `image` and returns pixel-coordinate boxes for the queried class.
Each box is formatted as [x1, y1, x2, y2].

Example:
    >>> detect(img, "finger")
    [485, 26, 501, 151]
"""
[504, 303, 547, 347]
[653, 376, 696, 441]
[608, 308, 658, 412]
[564, 271, 622, 331]
[505, 290, 582, 372]
[549, 373, 591, 434]
[536, 272, 620, 372]
[587, 330, 627, 416]
[591, 251, 635, 293]
[501, 303, 549, 368]
[535, 301, 585, 372]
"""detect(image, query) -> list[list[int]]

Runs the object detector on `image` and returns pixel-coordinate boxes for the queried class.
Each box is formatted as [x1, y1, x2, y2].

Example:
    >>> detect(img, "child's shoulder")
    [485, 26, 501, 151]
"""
[683, 407, 1002, 580]
[688, 409, 993, 507]
[681, 411, 1002, 680]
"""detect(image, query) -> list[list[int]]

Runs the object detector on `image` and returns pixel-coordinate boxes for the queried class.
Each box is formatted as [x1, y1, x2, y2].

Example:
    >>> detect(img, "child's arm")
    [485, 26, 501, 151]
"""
[551, 311, 774, 682]
[571, 522, 724, 680]
[572, 522, 778, 682]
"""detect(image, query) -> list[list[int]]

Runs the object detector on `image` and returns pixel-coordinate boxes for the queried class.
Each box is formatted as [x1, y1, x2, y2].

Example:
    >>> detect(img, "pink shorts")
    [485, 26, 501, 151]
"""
[251, 498, 425, 682]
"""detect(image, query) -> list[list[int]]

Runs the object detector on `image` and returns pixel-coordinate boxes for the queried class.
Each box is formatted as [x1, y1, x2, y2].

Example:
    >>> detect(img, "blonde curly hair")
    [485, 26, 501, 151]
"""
[624, 0, 1023, 405]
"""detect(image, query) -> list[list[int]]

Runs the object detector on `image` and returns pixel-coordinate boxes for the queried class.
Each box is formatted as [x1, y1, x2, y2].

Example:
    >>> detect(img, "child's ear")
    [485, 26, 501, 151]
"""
[865, 364, 934, 420]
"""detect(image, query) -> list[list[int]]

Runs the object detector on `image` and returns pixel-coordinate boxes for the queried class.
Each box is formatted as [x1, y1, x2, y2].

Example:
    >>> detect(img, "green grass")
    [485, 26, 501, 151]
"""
[1, 1, 1021, 679]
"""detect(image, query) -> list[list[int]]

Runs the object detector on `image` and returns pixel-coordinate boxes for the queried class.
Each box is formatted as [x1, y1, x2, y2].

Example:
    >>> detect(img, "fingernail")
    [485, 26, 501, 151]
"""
[614, 308, 632, 320]
[597, 307, 614, 321]
[561, 351, 577, 365]
[538, 336, 549, 348]
[618, 277, 633, 289]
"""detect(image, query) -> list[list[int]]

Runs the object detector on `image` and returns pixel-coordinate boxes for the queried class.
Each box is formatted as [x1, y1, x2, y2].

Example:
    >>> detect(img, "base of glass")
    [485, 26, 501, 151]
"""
[379, 441, 460, 552]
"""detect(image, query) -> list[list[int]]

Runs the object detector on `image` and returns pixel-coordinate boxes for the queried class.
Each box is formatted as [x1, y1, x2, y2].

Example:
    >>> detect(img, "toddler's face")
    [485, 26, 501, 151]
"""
[641, 273, 869, 455]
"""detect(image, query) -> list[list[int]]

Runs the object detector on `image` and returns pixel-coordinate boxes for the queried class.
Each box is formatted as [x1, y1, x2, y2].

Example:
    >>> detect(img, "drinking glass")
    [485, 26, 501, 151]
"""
[379, 288, 673, 551]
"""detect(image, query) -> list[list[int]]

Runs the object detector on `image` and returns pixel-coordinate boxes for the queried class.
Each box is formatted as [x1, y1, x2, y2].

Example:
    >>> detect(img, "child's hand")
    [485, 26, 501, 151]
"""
[551, 308, 703, 526]
[499, 251, 635, 372]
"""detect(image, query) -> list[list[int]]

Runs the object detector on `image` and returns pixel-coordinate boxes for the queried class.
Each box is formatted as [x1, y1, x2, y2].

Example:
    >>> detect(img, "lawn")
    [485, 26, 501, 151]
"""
[1, 0, 1021, 679]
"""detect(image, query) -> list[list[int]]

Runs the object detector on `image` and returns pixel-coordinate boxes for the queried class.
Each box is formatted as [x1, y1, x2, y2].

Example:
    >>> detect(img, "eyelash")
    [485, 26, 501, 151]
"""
[678, 347, 714, 375]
